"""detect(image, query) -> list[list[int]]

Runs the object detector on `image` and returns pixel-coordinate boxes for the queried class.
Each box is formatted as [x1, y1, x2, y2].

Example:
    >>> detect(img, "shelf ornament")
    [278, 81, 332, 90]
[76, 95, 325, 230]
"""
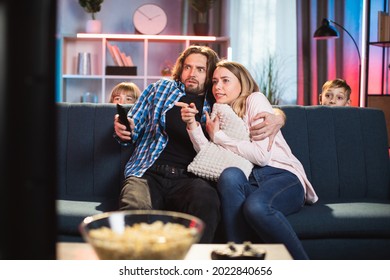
[79, 0, 104, 33]
[189, 0, 216, 36]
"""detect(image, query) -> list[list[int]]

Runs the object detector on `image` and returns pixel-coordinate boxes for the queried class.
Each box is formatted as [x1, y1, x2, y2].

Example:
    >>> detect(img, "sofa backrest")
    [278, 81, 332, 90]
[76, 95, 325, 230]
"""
[280, 105, 390, 201]
[56, 103, 390, 203]
[56, 103, 132, 202]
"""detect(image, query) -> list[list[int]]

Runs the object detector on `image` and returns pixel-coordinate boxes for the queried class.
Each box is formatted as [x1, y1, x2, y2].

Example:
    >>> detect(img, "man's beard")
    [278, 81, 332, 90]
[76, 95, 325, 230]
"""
[185, 83, 205, 95]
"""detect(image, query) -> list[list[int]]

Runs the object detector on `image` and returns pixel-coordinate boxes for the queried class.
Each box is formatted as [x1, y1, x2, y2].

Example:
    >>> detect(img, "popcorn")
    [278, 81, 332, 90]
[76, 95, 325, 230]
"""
[87, 221, 196, 259]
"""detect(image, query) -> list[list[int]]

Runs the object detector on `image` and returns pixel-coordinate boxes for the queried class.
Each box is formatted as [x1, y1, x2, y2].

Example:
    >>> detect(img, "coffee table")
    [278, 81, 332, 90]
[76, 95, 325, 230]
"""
[57, 242, 292, 260]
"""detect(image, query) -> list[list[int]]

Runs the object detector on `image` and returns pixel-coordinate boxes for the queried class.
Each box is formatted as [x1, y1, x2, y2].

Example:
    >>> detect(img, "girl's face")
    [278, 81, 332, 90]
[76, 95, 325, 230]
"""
[319, 87, 350, 106]
[212, 66, 241, 105]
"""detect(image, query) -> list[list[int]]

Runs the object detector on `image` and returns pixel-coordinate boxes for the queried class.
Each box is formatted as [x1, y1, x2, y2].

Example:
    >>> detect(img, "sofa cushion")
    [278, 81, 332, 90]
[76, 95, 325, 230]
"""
[288, 199, 390, 239]
[302, 238, 390, 260]
[56, 198, 119, 236]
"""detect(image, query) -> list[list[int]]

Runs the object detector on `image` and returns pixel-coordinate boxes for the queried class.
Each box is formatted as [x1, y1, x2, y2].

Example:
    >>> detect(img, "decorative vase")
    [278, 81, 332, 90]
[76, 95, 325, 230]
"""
[86, 19, 102, 33]
[193, 12, 209, 36]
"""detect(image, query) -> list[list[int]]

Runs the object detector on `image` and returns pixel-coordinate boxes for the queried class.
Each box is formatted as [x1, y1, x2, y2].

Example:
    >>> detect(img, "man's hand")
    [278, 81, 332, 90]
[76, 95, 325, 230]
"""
[114, 114, 134, 141]
[175, 101, 199, 130]
[249, 109, 286, 151]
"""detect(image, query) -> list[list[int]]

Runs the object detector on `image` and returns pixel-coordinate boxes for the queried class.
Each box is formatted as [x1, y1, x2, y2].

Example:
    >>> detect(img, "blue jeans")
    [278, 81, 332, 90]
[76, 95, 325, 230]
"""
[217, 166, 308, 260]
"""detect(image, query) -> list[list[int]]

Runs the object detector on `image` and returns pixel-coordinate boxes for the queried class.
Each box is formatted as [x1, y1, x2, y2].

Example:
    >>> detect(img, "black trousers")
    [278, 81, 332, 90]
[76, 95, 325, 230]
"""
[142, 166, 221, 244]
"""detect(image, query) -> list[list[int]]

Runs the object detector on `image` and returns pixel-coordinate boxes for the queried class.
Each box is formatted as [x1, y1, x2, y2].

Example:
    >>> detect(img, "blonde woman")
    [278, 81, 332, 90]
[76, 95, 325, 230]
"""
[179, 60, 318, 259]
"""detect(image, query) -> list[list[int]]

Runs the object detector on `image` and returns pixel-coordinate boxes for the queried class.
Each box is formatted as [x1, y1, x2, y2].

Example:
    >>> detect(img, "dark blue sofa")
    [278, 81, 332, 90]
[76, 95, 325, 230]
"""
[56, 103, 390, 259]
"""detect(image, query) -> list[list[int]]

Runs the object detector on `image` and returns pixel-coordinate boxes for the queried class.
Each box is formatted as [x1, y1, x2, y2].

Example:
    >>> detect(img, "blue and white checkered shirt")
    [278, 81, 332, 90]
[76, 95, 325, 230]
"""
[122, 78, 212, 178]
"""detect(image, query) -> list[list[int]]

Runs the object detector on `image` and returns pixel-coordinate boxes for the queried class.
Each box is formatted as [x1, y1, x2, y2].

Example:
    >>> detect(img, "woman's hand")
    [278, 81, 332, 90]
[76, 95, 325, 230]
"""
[205, 112, 220, 141]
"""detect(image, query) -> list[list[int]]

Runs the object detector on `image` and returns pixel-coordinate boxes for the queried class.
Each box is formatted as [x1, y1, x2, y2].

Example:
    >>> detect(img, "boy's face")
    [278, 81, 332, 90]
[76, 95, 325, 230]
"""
[319, 87, 350, 106]
[181, 53, 207, 95]
[112, 92, 136, 104]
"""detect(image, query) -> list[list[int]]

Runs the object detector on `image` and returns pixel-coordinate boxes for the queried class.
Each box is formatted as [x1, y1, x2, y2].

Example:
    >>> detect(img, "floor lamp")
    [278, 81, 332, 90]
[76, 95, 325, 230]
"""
[313, 18, 362, 106]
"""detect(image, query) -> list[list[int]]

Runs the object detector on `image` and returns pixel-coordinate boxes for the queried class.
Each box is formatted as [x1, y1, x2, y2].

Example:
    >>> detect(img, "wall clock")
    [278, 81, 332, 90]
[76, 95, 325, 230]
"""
[133, 4, 168, 35]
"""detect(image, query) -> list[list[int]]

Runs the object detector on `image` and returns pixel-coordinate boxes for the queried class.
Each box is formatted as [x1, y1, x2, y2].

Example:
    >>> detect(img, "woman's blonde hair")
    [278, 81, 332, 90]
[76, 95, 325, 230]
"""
[215, 60, 259, 118]
[109, 82, 141, 103]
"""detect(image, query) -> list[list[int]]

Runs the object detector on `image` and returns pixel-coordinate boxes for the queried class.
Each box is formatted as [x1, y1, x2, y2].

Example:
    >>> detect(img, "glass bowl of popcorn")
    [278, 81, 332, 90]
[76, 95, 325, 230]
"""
[79, 210, 204, 260]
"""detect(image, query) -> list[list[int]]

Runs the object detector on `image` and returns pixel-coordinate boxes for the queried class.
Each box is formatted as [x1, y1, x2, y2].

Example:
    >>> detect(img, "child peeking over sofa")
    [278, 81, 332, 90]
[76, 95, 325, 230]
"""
[319, 78, 351, 106]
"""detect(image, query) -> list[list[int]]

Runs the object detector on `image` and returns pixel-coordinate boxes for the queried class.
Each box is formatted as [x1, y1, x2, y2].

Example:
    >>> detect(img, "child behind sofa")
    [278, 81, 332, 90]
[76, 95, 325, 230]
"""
[109, 82, 141, 104]
[319, 78, 351, 106]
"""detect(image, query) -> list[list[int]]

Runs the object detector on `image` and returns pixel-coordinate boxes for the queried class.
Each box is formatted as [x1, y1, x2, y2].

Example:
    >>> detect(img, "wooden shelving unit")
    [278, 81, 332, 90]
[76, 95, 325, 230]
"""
[58, 34, 230, 103]
[365, 0, 390, 146]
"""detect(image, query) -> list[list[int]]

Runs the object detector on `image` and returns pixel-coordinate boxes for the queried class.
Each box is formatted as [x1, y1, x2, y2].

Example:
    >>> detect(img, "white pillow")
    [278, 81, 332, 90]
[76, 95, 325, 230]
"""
[187, 103, 253, 181]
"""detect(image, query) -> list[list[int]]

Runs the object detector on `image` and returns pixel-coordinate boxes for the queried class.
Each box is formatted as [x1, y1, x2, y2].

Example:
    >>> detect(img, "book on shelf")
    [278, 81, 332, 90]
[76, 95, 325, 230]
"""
[378, 11, 390, 42]
[106, 42, 121, 66]
[119, 51, 131, 66]
[106, 42, 135, 67]
[111, 45, 125, 66]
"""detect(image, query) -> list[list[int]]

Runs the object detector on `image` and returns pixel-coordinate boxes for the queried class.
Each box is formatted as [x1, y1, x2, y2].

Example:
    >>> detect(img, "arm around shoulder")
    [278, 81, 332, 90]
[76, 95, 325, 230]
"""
[272, 107, 286, 127]
[249, 107, 285, 150]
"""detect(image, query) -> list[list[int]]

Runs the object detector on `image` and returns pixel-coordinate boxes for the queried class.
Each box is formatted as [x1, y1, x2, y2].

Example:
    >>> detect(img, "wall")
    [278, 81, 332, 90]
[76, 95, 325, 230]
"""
[56, 0, 224, 36]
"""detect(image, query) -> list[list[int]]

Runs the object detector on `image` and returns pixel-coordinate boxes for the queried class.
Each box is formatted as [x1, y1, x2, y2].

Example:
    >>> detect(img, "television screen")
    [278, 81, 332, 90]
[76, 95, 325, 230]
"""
[0, 0, 57, 259]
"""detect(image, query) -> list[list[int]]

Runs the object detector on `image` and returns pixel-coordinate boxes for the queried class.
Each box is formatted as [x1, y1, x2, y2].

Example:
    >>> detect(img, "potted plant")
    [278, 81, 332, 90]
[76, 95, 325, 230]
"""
[79, 0, 104, 33]
[189, 0, 216, 35]
[254, 54, 288, 105]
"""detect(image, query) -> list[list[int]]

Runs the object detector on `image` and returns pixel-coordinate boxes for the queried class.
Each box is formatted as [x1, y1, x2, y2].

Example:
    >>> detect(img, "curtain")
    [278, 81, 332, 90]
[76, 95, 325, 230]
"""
[228, 0, 298, 104]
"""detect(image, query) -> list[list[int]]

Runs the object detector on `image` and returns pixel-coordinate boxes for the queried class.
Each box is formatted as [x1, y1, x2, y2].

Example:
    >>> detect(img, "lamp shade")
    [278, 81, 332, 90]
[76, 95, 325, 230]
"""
[313, 18, 339, 39]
